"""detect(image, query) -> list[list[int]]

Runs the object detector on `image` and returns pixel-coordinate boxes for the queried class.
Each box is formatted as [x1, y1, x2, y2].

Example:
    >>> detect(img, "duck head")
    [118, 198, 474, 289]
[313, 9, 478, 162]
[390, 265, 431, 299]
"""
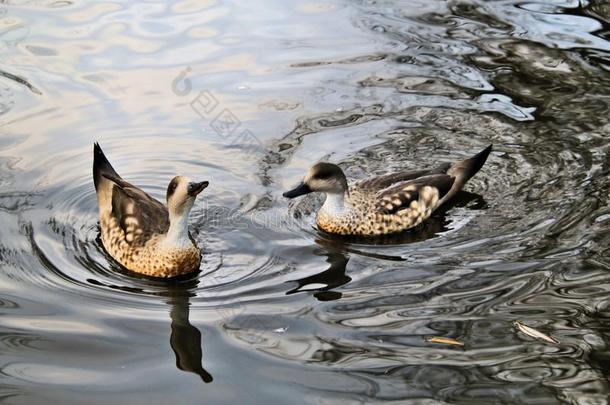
[283, 163, 348, 199]
[166, 176, 209, 218]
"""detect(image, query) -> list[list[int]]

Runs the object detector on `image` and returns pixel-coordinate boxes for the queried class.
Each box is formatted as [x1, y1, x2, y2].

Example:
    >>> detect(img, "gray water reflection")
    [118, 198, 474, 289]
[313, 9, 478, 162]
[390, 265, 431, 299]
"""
[165, 281, 214, 383]
[0, 0, 609, 403]
[287, 249, 351, 301]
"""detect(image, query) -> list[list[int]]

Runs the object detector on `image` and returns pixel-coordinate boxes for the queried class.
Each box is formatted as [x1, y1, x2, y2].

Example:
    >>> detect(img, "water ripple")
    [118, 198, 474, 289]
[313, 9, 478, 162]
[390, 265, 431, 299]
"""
[0, 0, 608, 403]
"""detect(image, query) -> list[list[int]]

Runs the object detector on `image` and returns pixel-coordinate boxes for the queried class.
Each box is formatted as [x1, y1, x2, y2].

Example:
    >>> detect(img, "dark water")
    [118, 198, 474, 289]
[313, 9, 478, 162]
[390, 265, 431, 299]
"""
[0, 0, 609, 403]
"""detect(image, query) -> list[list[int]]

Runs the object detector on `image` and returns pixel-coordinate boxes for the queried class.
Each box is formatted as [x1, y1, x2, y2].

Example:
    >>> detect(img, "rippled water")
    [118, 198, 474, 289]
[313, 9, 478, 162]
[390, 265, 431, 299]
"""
[0, 0, 609, 403]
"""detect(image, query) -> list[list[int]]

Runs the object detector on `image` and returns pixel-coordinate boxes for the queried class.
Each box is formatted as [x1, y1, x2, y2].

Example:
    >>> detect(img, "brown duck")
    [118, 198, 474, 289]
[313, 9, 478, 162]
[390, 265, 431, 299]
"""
[283, 145, 492, 236]
[93, 143, 208, 277]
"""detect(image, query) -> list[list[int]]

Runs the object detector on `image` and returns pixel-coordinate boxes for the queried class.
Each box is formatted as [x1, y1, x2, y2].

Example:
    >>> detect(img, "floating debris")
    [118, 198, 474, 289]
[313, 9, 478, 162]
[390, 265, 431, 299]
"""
[514, 321, 559, 344]
[425, 336, 464, 346]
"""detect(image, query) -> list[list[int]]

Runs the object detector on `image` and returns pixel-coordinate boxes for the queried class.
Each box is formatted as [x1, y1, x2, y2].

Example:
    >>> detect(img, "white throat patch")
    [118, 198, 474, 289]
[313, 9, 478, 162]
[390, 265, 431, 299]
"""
[320, 193, 346, 217]
[162, 213, 193, 248]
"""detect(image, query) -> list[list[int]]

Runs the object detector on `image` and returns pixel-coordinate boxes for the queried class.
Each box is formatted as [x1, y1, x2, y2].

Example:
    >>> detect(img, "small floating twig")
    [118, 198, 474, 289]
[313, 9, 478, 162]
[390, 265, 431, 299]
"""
[514, 321, 559, 345]
[425, 336, 464, 346]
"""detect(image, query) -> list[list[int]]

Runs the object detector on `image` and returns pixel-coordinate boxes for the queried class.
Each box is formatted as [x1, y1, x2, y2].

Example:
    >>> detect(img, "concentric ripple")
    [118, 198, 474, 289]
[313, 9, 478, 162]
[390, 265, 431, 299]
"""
[0, 0, 608, 403]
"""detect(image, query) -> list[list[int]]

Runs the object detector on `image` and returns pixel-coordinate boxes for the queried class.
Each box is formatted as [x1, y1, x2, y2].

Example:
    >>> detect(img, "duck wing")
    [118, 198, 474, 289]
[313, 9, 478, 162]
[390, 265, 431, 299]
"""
[104, 173, 170, 245]
[356, 163, 451, 191]
[374, 174, 455, 215]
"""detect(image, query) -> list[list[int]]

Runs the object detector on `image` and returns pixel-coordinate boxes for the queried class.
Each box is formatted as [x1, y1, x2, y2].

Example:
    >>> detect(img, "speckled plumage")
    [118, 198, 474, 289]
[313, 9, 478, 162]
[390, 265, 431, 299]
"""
[284, 145, 492, 236]
[100, 215, 201, 278]
[316, 183, 444, 236]
[93, 143, 206, 278]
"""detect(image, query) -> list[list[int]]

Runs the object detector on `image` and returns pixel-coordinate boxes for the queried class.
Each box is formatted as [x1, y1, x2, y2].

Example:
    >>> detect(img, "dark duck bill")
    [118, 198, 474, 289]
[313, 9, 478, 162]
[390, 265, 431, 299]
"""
[283, 182, 312, 199]
[188, 181, 209, 197]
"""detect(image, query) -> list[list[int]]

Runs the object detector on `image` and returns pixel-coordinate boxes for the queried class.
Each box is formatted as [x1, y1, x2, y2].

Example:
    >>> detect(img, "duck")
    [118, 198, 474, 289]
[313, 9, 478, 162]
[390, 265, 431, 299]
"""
[283, 144, 492, 236]
[93, 142, 208, 278]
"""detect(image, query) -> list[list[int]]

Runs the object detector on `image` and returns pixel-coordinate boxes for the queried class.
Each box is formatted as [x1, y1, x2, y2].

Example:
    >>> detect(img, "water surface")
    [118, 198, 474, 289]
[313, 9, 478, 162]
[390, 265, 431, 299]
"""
[0, 0, 609, 403]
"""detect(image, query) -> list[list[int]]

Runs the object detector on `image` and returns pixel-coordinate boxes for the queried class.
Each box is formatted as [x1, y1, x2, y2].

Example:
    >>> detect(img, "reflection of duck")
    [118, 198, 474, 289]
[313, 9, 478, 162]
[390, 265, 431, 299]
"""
[93, 143, 208, 277]
[165, 280, 213, 383]
[283, 145, 491, 236]
[85, 276, 213, 382]
[287, 250, 350, 301]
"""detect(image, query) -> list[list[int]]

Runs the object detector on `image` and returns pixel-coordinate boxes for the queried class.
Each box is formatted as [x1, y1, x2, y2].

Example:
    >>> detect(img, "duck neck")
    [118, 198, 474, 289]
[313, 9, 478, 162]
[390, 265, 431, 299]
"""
[321, 191, 348, 216]
[163, 212, 192, 248]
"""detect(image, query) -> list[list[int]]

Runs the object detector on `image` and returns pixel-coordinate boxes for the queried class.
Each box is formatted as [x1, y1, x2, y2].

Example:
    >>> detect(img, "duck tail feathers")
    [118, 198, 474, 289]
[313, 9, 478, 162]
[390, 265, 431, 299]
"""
[93, 142, 119, 191]
[448, 144, 492, 185]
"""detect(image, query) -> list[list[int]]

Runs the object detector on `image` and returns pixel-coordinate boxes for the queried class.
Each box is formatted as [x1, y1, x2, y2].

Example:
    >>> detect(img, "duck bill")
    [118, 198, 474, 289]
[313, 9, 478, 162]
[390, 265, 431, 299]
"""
[283, 182, 312, 199]
[188, 181, 209, 197]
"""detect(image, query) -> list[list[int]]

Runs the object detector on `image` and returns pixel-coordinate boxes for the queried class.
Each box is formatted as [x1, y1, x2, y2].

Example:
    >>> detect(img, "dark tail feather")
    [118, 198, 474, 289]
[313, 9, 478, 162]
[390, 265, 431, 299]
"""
[448, 144, 492, 185]
[93, 142, 119, 191]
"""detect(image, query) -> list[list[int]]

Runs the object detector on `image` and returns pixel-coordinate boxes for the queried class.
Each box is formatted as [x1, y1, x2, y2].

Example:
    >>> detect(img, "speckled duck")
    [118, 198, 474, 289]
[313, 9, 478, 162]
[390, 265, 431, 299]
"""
[93, 143, 208, 277]
[283, 145, 492, 236]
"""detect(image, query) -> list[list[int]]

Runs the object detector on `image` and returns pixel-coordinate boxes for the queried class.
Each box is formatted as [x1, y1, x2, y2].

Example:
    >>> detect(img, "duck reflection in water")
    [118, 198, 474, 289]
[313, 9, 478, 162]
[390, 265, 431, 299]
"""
[164, 279, 213, 383]
[94, 237, 213, 382]
[287, 249, 351, 301]
[87, 272, 214, 382]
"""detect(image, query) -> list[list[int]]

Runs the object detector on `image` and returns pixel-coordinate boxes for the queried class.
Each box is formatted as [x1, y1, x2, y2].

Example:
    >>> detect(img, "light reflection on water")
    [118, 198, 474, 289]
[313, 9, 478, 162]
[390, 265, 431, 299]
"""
[0, 0, 609, 403]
